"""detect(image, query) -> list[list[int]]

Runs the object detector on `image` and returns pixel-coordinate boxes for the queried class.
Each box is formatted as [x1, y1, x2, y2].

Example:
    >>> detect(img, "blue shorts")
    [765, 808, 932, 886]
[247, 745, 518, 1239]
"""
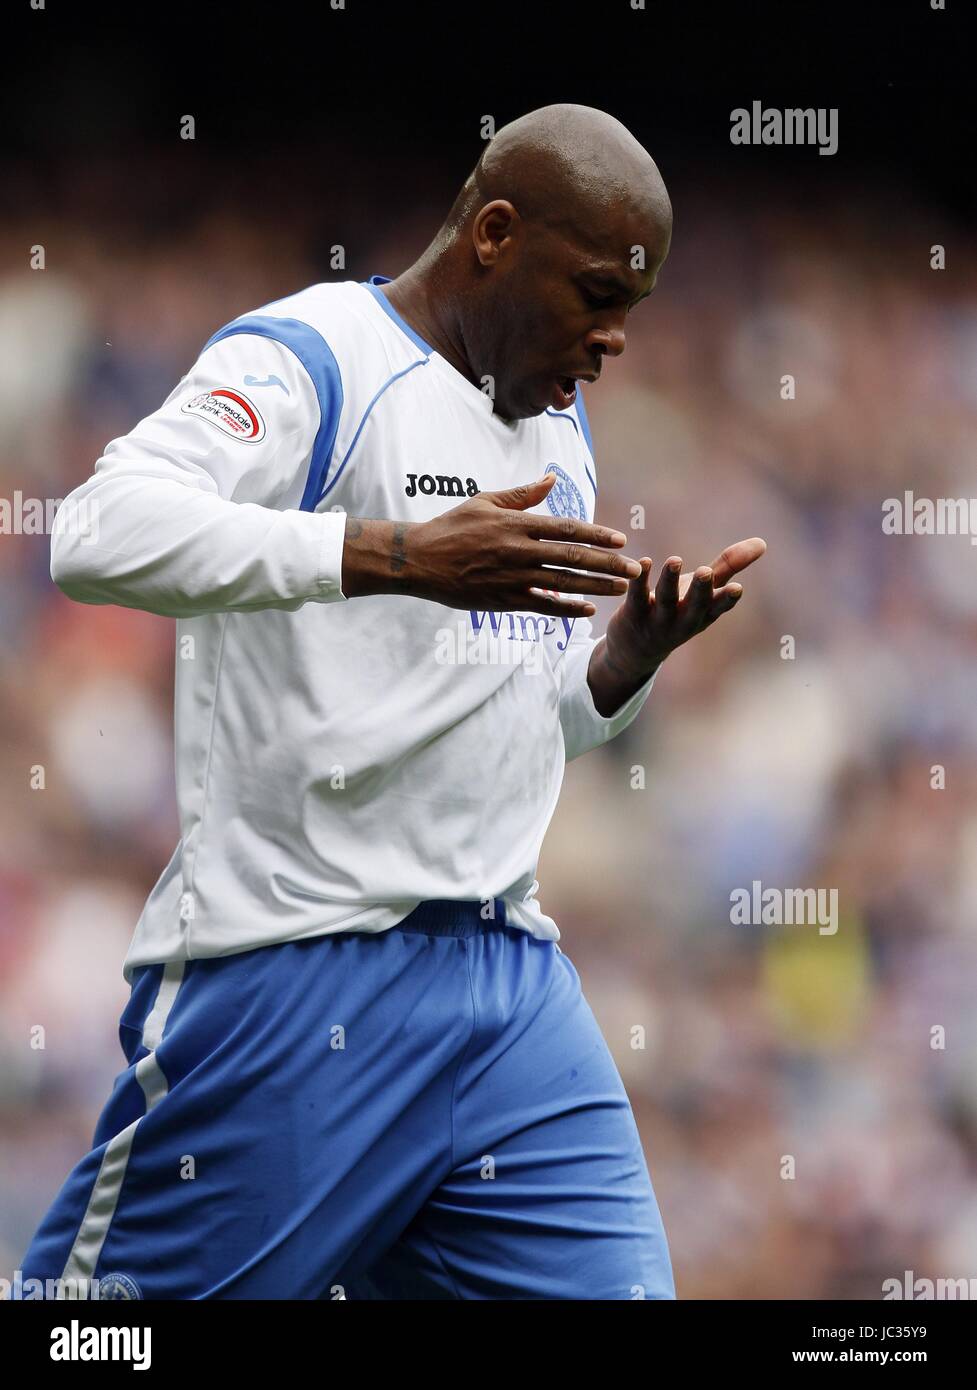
[21, 900, 674, 1300]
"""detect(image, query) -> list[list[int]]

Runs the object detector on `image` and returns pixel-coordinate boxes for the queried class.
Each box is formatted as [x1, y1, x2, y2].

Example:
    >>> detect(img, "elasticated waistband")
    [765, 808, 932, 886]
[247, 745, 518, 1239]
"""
[394, 898, 508, 937]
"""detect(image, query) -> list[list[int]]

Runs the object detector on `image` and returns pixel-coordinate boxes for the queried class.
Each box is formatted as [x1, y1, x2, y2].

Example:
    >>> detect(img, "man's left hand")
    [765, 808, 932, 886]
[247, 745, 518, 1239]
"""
[586, 537, 767, 716]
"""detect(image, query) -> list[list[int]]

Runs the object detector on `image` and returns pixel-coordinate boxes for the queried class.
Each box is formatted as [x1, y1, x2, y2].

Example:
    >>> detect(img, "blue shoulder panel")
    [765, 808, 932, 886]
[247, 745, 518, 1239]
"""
[202, 314, 344, 512]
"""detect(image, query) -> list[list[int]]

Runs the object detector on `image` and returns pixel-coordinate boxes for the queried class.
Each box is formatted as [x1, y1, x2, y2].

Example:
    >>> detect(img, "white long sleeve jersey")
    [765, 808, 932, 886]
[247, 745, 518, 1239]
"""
[52, 276, 658, 979]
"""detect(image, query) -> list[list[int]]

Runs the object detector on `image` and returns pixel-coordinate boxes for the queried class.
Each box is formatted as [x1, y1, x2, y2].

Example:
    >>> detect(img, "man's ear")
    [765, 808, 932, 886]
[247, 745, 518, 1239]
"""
[472, 200, 518, 267]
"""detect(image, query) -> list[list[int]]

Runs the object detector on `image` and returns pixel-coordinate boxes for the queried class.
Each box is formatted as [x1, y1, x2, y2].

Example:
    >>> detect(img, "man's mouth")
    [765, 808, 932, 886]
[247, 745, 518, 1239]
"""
[550, 371, 598, 411]
[552, 377, 577, 409]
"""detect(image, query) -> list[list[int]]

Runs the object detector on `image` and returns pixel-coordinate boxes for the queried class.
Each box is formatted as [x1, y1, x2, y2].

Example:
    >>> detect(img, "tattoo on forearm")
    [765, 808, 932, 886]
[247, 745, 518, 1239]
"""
[390, 522, 408, 574]
[345, 518, 364, 541]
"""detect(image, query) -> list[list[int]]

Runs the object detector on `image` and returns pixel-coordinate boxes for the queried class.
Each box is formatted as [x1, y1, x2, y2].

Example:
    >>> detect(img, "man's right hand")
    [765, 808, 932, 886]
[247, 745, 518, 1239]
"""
[340, 473, 642, 617]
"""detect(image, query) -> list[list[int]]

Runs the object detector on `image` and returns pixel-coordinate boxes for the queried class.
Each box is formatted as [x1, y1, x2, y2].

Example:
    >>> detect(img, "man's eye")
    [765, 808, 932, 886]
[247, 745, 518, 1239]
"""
[583, 288, 616, 310]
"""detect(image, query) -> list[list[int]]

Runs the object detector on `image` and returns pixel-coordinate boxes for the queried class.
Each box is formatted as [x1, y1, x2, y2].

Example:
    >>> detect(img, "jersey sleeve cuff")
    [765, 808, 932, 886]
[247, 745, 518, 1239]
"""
[559, 639, 660, 761]
[315, 508, 349, 601]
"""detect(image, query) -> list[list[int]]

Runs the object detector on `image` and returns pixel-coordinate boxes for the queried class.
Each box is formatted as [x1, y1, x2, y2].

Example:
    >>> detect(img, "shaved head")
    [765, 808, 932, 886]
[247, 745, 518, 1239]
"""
[385, 104, 672, 422]
[449, 104, 671, 251]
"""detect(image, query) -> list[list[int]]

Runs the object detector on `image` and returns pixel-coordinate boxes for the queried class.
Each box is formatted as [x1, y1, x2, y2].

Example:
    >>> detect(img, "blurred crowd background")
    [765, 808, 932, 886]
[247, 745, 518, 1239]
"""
[2, 117, 977, 1299]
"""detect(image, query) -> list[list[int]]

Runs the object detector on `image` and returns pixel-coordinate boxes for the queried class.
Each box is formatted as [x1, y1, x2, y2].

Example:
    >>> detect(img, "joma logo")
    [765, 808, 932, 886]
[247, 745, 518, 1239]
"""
[405, 473, 480, 498]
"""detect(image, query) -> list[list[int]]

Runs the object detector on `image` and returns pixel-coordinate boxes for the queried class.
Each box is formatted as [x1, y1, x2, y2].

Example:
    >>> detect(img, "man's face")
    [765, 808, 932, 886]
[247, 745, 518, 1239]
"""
[472, 203, 671, 422]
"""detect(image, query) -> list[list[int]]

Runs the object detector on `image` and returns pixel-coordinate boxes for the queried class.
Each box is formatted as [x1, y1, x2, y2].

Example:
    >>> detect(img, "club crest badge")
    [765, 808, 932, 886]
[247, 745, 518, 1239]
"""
[96, 1272, 143, 1300]
[544, 464, 586, 521]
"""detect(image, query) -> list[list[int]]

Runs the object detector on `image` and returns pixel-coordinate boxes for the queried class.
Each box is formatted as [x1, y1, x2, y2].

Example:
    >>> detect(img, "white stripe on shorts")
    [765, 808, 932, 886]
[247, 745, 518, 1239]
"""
[58, 960, 186, 1293]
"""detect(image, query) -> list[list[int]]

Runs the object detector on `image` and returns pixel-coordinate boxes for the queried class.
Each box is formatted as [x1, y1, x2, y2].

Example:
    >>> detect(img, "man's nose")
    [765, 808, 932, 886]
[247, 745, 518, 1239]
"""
[585, 326, 626, 359]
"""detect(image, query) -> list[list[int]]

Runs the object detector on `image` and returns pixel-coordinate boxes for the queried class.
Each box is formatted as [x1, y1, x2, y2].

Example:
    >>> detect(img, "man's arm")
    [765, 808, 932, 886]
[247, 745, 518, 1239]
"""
[53, 356, 644, 624]
[51, 302, 643, 621]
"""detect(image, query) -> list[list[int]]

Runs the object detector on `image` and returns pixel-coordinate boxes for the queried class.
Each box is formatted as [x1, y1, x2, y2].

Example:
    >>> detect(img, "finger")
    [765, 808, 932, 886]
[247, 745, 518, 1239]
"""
[625, 557, 655, 613]
[522, 569, 632, 597]
[655, 556, 682, 613]
[533, 540, 643, 580]
[684, 566, 714, 622]
[708, 582, 744, 619]
[524, 589, 597, 618]
[518, 511, 632, 551]
[709, 537, 767, 587]
[489, 475, 557, 510]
